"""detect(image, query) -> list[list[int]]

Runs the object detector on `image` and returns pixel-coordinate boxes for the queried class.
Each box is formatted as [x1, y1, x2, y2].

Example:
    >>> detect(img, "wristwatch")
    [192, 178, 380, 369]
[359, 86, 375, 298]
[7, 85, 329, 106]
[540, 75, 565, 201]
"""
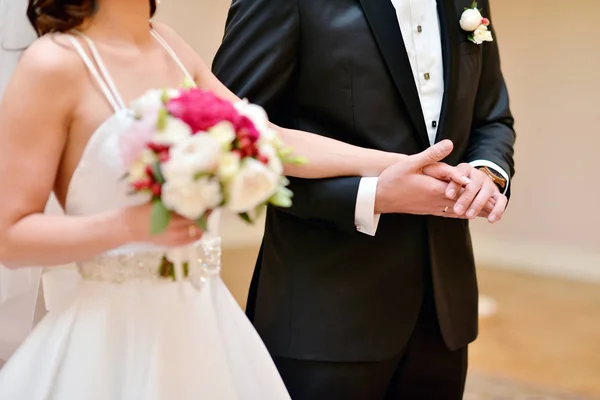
[477, 166, 507, 191]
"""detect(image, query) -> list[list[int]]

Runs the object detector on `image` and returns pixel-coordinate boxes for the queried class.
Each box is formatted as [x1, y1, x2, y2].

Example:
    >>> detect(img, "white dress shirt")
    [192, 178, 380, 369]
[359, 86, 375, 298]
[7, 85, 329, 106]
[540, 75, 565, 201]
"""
[354, 0, 509, 236]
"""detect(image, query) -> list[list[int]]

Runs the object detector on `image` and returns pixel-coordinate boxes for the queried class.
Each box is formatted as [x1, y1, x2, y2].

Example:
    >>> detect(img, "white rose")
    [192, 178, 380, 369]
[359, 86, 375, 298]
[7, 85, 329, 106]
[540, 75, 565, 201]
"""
[472, 25, 493, 44]
[234, 99, 270, 136]
[131, 89, 179, 117]
[225, 158, 279, 213]
[152, 117, 192, 146]
[258, 127, 283, 149]
[131, 90, 163, 117]
[161, 177, 222, 220]
[259, 144, 283, 176]
[161, 134, 222, 182]
[218, 152, 241, 181]
[208, 121, 236, 150]
[459, 8, 483, 32]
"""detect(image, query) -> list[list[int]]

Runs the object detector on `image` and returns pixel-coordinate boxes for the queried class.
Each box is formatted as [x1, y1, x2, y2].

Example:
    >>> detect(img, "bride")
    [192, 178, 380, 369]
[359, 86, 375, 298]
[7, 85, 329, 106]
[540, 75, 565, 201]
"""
[0, 0, 467, 398]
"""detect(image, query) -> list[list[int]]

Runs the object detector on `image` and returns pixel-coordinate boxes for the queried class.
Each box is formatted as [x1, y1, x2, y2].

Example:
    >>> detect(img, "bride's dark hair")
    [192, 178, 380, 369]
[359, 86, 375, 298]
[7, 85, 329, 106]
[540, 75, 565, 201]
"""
[27, 0, 157, 36]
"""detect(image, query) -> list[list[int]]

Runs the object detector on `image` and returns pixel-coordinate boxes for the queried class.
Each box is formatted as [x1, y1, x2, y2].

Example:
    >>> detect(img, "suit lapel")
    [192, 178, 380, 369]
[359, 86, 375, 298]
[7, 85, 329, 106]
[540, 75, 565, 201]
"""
[435, 0, 460, 142]
[358, 0, 430, 149]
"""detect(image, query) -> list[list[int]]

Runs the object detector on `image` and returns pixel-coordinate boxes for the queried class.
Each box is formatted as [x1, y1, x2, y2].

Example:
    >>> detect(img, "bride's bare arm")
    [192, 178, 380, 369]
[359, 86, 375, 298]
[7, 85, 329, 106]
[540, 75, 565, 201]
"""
[202, 78, 403, 178]
[205, 75, 403, 178]
[0, 38, 138, 268]
[153, 25, 406, 179]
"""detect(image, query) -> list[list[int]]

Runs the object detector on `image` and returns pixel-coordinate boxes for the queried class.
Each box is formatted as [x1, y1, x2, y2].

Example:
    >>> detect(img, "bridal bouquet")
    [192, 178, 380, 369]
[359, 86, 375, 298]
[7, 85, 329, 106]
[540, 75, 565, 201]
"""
[120, 87, 304, 235]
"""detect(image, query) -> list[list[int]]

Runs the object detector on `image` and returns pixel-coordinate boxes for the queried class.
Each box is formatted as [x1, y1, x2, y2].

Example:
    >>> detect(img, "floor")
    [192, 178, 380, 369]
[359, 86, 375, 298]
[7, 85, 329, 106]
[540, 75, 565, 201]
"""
[222, 247, 600, 399]
[2, 249, 598, 398]
[471, 267, 600, 398]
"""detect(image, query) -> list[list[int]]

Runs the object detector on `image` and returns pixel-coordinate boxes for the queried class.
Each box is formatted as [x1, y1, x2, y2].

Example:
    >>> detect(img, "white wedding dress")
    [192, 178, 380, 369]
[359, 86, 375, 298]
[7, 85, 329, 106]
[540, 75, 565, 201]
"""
[0, 30, 290, 400]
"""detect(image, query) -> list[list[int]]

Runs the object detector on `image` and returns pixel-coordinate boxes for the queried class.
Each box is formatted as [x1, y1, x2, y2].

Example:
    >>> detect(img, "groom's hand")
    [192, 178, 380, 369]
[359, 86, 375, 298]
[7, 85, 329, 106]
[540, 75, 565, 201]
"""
[445, 163, 508, 223]
[375, 140, 472, 217]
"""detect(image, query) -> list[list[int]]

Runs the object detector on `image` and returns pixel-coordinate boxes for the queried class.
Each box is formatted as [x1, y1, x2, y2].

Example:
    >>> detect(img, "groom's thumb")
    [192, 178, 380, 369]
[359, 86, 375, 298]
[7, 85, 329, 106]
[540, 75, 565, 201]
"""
[412, 140, 454, 167]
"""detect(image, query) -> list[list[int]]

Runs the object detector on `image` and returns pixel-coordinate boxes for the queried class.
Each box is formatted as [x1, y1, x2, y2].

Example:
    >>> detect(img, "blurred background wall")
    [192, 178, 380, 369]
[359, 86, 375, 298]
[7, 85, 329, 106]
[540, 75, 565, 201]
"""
[157, 0, 600, 282]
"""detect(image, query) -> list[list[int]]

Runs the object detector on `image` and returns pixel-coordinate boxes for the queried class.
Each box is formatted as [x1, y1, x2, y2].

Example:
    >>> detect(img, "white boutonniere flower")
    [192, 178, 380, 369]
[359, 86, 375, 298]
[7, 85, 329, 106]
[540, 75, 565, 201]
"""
[459, 1, 494, 44]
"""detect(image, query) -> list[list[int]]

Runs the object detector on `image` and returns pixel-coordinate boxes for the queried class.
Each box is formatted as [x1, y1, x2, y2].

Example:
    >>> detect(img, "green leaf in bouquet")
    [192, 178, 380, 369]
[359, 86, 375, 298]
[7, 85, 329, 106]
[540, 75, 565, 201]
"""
[150, 199, 171, 235]
[277, 147, 293, 158]
[151, 161, 166, 185]
[193, 171, 211, 181]
[287, 155, 309, 165]
[195, 213, 210, 231]
[182, 77, 196, 89]
[278, 147, 309, 165]
[160, 89, 171, 104]
[269, 186, 293, 208]
[157, 108, 169, 131]
[254, 204, 266, 220]
[239, 212, 254, 225]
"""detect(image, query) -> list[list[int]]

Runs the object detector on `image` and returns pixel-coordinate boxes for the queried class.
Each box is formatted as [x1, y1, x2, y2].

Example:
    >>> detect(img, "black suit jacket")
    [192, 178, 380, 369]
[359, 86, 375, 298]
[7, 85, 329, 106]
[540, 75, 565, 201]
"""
[213, 0, 515, 362]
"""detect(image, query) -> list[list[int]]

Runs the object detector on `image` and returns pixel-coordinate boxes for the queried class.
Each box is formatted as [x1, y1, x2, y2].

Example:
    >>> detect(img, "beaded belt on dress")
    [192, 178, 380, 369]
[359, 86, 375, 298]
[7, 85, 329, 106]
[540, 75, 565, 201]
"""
[77, 237, 221, 285]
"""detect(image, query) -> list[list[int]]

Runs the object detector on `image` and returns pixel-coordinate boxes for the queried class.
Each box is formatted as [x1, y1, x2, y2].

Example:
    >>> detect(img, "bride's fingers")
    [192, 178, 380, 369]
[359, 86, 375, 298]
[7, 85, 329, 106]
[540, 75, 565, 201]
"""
[166, 228, 203, 246]
[423, 163, 471, 187]
[169, 214, 191, 225]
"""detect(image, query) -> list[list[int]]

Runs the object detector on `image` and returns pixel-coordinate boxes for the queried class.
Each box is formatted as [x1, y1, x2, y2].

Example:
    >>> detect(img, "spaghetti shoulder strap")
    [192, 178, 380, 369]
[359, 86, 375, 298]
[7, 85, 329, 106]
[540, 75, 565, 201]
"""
[71, 30, 127, 109]
[67, 35, 121, 113]
[150, 29, 196, 86]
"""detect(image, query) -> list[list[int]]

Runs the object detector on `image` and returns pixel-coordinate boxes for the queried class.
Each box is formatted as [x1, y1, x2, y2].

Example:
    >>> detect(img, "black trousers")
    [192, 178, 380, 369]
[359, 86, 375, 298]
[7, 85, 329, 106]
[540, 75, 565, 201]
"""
[273, 287, 468, 400]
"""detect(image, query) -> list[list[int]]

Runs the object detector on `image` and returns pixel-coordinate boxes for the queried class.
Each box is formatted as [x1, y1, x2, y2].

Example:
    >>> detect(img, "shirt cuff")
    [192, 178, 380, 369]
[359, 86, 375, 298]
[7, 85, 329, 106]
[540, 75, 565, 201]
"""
[354, 177, 381, 236]
[469, 160, 510, 195]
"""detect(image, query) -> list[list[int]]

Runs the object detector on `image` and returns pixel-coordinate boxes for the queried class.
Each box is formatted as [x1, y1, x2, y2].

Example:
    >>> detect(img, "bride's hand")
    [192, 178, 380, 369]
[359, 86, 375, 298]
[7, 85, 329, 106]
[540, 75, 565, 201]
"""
[118, 203, 203, 247]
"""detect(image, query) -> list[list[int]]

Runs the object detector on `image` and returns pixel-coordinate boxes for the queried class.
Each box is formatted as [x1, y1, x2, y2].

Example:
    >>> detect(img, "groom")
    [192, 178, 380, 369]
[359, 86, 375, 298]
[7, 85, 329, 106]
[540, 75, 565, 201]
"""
[213, 0, 515, 398]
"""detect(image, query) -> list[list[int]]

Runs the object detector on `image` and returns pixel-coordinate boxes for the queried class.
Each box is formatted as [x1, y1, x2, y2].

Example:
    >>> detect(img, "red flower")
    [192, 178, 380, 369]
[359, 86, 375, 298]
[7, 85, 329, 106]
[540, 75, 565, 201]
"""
[235, 116, 260, 142]
[166, 89, 240, 133]
[158, 152, 170, 163]
[257, 154, 269, 165]
[132, 178, 153, 191]
[147, 142, 170, 153]
[144, 165, 154, 177]
[151, 183, 162, 197]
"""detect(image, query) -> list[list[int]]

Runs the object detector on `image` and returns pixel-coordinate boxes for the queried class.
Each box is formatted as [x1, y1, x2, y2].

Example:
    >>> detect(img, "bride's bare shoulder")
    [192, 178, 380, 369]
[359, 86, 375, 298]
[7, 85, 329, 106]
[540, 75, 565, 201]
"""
[151, 22, 187, 48]
[151, 23, 204, 77]
[17, 34, 85, 84]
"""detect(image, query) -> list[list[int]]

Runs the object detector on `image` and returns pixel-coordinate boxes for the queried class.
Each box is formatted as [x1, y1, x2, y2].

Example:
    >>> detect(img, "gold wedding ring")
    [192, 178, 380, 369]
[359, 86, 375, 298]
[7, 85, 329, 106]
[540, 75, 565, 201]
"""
[188, 225, 198, 238]
[443, 206, 449, 213]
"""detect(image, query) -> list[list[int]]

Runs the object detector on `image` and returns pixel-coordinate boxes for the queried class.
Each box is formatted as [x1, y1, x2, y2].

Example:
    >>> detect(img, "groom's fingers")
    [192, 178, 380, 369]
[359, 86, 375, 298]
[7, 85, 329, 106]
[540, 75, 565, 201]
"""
[411, 140, 454, 167]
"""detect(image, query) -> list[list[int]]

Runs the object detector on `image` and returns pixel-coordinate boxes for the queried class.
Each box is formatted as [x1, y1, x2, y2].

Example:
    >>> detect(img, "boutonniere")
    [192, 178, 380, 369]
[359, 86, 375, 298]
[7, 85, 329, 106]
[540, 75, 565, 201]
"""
[459, 1, 493, 44]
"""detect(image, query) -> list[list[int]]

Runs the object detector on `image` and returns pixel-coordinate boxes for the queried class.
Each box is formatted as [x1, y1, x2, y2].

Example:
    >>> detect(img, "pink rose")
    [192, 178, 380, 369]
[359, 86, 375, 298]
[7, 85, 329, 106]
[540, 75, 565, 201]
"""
[120, 114, 157, 167]
[166, 89, 240, 133]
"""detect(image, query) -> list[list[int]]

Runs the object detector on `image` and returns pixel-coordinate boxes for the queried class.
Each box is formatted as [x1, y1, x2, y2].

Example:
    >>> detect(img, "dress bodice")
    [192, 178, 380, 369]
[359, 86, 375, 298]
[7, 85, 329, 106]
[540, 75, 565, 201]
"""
[63, 30, 220, 283]
[65, 109, 142, 216]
